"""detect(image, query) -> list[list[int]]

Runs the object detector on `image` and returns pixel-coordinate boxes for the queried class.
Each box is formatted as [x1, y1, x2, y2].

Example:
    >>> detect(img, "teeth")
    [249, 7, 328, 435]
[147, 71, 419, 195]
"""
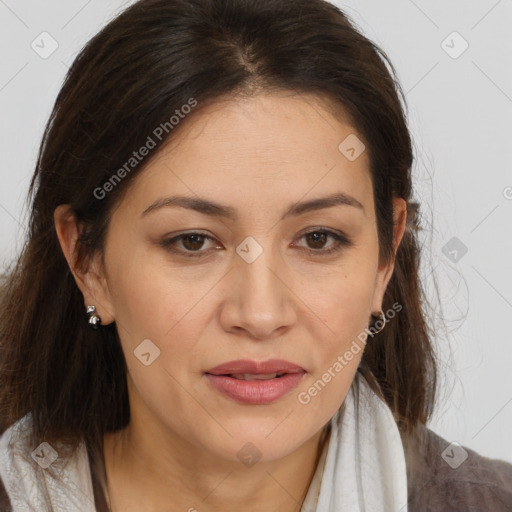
[230, 373, 280, 380]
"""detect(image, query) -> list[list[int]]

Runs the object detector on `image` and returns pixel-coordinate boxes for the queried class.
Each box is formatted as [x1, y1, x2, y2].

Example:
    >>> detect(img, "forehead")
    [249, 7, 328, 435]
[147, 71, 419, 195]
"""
[114, 92, 373, 219]
[163, 91, 365, 162]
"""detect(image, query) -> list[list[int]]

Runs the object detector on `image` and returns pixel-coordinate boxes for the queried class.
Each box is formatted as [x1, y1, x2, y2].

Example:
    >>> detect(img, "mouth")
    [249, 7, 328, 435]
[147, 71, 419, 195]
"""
[217, 372, 289, 380]
[204, 359, 306, 404]
[205, 358, 306, 376]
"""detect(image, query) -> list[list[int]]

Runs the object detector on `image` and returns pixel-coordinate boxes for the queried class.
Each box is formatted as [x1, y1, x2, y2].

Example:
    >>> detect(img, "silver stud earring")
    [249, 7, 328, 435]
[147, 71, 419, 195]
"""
[86, 305, 102, 330]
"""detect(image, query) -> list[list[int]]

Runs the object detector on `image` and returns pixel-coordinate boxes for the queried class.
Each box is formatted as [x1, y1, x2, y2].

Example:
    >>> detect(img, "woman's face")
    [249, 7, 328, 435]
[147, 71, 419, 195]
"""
[79, 92, 405, 463]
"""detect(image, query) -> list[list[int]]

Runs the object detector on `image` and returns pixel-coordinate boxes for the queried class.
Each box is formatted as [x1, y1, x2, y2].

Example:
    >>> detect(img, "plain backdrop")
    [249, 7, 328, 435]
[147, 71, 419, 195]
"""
[1, 0, 511, 463]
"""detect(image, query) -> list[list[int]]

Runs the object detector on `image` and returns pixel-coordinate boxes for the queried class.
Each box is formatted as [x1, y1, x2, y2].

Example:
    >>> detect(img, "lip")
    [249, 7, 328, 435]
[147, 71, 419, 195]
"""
[205, 358, 305, 375]
[205, 359, 306, 405]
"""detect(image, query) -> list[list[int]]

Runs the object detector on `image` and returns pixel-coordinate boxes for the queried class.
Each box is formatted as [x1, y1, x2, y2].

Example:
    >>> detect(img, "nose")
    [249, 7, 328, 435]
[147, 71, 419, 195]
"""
[218, 243, 297, 340]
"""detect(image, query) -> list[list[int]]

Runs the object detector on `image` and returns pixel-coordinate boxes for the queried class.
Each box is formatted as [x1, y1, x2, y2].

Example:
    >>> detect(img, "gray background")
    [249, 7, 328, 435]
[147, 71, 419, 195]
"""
[1, 0, 511, 463]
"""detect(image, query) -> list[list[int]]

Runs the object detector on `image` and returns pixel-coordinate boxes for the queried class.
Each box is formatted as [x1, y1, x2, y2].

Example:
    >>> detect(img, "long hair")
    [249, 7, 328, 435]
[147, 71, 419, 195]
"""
[0, 0, 437, 453]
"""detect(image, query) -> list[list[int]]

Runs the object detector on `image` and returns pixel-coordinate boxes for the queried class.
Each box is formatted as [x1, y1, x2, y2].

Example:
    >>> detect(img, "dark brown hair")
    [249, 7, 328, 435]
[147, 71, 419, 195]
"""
[0, 0, 437, 454]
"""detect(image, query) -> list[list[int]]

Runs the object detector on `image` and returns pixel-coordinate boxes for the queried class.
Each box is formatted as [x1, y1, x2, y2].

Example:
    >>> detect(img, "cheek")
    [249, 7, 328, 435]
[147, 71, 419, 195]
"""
[105, 241, 193, 340]
[297, 260, 376, 404]
[305, 262, 376, 334]
[295, 274, 374, 418]
[105, 244, 210, 391]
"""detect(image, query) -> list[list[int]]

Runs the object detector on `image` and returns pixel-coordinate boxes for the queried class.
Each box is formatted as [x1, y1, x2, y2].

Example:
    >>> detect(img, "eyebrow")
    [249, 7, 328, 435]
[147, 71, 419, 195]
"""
[140, 192, 365, 220]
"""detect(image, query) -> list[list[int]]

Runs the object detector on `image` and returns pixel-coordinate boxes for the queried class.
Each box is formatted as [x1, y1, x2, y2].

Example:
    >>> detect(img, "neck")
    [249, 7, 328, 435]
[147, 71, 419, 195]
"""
[102, 416, 331, 512]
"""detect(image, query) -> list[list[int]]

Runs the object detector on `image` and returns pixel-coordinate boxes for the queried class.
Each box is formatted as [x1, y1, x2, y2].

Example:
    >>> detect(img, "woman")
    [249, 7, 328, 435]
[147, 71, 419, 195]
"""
[0, 0, 511, 510]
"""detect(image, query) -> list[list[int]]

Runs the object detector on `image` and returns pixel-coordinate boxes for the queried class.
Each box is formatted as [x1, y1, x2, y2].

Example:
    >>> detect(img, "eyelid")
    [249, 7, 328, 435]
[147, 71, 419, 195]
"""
[159, 231, 219, 257]
[292, 228, 352, 255]
[160, 228, 353, 258]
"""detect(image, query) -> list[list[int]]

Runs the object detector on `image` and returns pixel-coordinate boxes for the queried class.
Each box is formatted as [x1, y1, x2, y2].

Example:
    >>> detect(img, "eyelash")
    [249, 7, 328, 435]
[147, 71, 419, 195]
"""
[160, 229, 352, 258]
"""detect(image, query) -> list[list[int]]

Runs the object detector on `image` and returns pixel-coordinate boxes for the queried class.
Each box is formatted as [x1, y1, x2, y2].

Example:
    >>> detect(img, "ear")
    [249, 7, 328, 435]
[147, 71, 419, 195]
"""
[53, 204, 115, 325]
[370, 197, 407, 316]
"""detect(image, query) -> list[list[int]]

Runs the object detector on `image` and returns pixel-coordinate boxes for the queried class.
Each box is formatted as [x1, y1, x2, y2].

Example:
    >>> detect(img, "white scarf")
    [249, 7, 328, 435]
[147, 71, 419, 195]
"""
[0, 416, 96, 512]
[303, 370, 409, 511]
[0, 371, 408, 511]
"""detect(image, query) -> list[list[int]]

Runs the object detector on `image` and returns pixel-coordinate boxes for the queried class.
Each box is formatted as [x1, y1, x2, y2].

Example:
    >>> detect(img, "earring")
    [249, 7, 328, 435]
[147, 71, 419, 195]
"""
[369, 309, 386, 335]
[86, 305, 102, 330]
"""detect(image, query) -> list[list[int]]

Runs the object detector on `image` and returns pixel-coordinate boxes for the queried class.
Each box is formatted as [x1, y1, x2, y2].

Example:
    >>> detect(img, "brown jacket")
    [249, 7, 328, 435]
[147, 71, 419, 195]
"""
[400, 423, 512, 511]
[1, 423, 512, 511]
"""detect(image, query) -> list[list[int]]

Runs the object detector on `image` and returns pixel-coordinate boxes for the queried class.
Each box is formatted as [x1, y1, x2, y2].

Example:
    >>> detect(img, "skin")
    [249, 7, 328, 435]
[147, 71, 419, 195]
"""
[54, 91, 406, 512]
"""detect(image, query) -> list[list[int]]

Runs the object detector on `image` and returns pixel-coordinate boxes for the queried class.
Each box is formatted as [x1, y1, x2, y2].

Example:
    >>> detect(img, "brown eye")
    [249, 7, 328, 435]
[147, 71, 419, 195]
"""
[161, 229, 352, 259]
[304, 231, 329, 250]
[180, 234, 207, 251]
[296, 229, 352, 256]
[160, 232, 218, 257]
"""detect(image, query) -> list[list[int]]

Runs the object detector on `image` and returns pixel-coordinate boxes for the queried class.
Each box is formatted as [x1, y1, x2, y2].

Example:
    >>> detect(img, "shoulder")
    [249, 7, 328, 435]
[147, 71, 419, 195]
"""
[0, 475, 9, 512]
[0, 415, 34, 512]
[0, 414, 96, 512]
[401, 422, 512, 511]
